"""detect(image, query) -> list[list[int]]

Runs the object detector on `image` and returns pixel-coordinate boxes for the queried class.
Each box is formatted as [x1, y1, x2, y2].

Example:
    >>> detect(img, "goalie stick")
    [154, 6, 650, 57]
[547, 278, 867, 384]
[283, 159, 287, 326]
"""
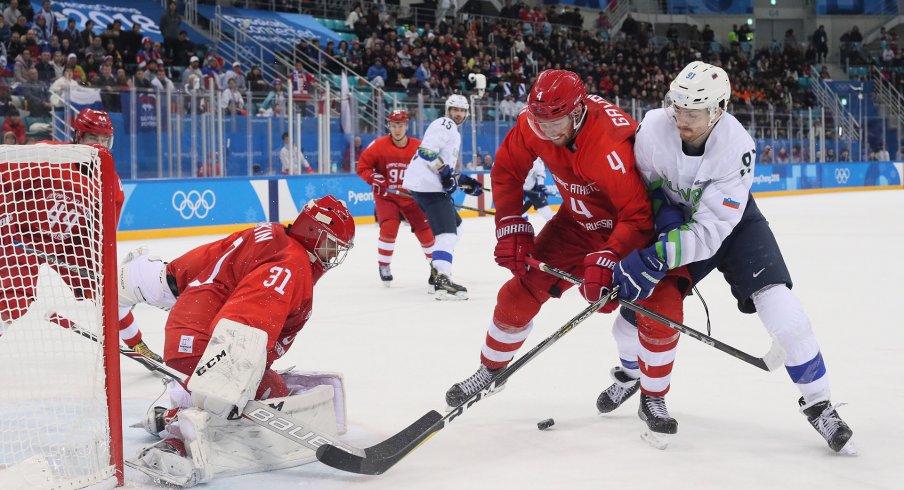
[49, 313, 365, 457]
[315, 290, 617, 475]
[524, 256, 786, 372]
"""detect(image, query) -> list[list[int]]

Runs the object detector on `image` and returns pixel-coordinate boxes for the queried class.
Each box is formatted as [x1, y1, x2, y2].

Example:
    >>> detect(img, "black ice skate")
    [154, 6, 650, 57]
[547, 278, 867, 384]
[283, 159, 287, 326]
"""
[799, 397, 856, 455]
[427, 264, 437, 294]
[433, 272, 468, 300]
[379, 265, 393, 287]
[638, 393, 678, 450]
[596, 366, 640, 413]
[445, 364, 504, 408]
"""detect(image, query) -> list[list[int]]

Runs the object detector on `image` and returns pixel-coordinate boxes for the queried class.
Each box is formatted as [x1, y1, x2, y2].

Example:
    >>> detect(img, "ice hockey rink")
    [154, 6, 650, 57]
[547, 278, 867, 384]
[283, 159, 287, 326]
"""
[120, 189, 903, 489]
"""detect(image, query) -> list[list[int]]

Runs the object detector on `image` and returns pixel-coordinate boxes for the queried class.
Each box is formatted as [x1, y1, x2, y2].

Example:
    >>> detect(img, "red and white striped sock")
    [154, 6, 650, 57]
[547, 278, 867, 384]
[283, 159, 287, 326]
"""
[119, 309, 143, 348]
[377, 237, 395, 267]
[479, 319, 535, 370]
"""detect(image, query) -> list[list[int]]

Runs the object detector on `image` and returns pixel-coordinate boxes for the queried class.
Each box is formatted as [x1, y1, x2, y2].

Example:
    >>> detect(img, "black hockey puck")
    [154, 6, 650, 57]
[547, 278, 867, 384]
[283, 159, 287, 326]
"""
[537, 418, 555, 430]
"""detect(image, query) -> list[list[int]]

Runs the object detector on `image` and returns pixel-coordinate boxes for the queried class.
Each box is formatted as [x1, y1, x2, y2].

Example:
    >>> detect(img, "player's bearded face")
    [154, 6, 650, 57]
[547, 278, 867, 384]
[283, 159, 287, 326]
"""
[528, 112, 576, 146]
[672, 106, 713, 145]
[448, 107, 467, 125]
[389, 121, 407, 141]
[80, 132, 113, 149]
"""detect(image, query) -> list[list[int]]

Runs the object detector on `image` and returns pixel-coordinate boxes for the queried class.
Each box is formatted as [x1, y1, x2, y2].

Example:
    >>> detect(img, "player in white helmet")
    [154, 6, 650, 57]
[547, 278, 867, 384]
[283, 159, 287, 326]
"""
[402, 94, 484, 300]
[595, 61, 855, 452]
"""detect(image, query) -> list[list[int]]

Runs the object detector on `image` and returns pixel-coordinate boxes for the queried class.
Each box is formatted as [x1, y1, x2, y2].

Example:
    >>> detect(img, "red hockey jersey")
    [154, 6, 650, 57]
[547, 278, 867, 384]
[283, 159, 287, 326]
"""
[0, 145, 118, 322]
[356, 135, 421, 194]
[491, 95, 654, 258]
[164, 223, 314, 366]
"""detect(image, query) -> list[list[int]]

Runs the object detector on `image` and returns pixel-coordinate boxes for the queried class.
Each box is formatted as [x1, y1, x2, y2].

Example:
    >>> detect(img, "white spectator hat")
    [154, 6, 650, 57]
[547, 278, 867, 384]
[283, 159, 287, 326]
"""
[233, 61, 241, 67]
[67, 53, 77, 59]
[190, 55, 199, 63]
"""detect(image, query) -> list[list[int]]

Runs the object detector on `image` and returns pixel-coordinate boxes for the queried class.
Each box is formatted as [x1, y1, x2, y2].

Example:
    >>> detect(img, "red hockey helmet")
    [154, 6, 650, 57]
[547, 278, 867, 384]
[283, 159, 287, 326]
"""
[388, 109, 409, 123]
[526, 70, 586, 142]
[72, 108, 114, 149]
[289, 195, 355, 272]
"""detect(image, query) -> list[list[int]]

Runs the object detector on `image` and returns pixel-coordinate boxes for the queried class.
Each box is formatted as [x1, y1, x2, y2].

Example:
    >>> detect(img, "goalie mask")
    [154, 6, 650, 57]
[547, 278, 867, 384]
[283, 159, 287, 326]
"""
[664, 62, 731, 128]
[289, 195, 355, 272]
[72, 108, 114, 149]
[526, 69, 586, 144]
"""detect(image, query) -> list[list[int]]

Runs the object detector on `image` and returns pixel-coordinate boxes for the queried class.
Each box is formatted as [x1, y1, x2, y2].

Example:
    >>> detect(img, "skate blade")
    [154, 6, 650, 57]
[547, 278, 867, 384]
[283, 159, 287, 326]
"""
[837, 439, 859, 456]
[426, 285, 435, 294]
[435, 290, 468, 301]
[382, 281, 391, 288]
[444, 384, 506, 412]
[640, 429, 669, 450]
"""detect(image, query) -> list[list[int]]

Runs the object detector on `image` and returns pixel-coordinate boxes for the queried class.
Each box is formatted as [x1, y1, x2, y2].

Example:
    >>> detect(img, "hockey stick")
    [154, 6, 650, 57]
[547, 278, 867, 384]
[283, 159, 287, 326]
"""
[49, 313, 365, 457]
[524, 257, 786, 372]
[315, 289, 618, 475]
[387, 189, 496, 215]
[12, 238, 97, 280]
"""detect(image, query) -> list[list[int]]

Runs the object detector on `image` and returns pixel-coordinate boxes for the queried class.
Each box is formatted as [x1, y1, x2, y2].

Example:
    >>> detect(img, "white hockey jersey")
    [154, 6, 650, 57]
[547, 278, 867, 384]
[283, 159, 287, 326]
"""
[522, 158, 547, 191]
[635, 108, 756, 269]
[402, 116, 461, 193]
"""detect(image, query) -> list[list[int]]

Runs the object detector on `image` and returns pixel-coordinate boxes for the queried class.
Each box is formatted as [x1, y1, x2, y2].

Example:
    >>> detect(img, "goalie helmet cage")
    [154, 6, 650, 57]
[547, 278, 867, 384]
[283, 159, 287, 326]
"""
[0, 144, 123, 488]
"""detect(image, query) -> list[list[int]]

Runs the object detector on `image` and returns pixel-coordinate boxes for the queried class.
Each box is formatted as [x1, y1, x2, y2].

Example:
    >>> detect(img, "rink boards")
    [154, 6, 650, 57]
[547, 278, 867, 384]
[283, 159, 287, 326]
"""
[117, 162, 903, 240]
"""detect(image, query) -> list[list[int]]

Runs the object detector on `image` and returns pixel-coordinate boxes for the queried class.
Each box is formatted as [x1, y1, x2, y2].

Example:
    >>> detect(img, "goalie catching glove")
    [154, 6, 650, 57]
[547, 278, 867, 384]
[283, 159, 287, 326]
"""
[187, 319, 268, 418]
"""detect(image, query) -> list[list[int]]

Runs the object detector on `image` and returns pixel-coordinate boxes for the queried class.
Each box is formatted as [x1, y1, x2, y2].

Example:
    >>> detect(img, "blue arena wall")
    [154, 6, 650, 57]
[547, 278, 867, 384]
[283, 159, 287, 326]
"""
[119, 162, 904, 239]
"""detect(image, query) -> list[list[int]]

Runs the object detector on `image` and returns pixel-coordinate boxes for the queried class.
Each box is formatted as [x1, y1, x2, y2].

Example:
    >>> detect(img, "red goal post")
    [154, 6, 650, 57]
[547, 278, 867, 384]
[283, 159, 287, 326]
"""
[0, 143, 123, 488]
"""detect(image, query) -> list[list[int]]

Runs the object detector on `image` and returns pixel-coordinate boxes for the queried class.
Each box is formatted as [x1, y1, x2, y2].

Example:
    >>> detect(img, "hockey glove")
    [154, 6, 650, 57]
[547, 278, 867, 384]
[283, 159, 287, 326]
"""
[581, 250, 619, 313]
[457, 173, 484, 196]
[439, 165, 457, 193]
[650, 188, 684, 235]
[613, 245, 667, 301]
[371, 172, 388, 196]
[494, 216, 536, 277]
[531, 183, 548, 198]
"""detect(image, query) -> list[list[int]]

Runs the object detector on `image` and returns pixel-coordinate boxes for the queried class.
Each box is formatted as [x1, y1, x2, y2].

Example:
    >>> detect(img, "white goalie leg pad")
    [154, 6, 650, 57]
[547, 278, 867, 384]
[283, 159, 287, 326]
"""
[127, 438, 202, 487]
[281, 370, 348, 434]
[119, 247, 176, 310]
[173, 386, 338, 482]
[187, 319, 268, 418]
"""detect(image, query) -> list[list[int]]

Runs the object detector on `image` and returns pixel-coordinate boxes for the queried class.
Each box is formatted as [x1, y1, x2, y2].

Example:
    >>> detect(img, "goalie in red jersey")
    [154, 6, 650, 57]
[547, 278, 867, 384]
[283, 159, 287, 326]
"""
[444, 70, 689, 444]
[121, 195, 355, 486]
[356, 109, 436, 288]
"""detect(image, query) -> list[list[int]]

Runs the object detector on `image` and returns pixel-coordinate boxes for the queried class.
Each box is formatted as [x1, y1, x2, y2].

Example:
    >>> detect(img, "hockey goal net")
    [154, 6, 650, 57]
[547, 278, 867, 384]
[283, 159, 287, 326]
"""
[0, 144, 122, 488]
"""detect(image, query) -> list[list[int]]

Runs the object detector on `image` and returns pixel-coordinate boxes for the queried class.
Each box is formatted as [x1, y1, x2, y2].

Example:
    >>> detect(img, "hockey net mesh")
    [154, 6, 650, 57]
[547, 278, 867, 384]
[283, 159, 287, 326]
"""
[0, 144, 117, 489]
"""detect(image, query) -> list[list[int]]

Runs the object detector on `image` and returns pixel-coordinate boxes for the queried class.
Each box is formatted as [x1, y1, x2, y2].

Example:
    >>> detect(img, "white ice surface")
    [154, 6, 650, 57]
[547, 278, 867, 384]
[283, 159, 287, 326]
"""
[118, 190, 904, 489]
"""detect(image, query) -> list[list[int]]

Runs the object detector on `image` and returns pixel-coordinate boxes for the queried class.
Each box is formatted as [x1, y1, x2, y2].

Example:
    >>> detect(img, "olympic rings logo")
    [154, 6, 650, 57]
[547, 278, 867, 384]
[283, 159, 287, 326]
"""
[172, 190, 216, 220]
[834, 168, 851, 184]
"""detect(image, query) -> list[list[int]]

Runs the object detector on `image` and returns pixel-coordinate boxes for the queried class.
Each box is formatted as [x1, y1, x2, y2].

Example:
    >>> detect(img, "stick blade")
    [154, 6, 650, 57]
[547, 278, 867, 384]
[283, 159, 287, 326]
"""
[762, 336, 787, 371]
[317, 410, 444, 475]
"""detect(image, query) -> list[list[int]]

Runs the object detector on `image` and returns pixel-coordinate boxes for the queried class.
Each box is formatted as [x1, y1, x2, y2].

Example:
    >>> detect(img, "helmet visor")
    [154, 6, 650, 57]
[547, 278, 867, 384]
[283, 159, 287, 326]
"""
[80, 132, 114, 149]
[526, 112, 572, 141]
